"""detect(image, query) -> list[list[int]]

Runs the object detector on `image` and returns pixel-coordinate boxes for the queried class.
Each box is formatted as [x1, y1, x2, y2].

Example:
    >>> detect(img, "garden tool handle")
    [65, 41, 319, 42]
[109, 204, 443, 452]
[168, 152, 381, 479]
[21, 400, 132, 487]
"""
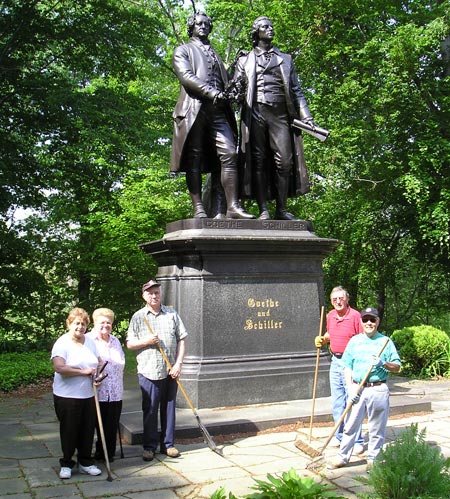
[320, 337, 390, 452]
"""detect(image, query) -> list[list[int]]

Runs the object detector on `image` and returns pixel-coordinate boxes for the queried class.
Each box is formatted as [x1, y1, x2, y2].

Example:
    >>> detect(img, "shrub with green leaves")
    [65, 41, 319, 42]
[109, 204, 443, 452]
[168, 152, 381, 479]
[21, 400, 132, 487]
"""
[391, 325, 450, 377]
[367, 424, 450, 499]
[210, 468, 346, 499]
[210, 488, 238, 499]
[0, 351, 53, 392]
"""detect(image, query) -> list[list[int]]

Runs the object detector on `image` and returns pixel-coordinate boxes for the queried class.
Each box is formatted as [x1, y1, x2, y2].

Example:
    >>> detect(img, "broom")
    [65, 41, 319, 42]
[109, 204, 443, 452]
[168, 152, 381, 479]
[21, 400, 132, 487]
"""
[142, 316, 223, 456]
[305, 337, 390, 469]
[294, 306, 327, 458]
[308, 305, 325, 442]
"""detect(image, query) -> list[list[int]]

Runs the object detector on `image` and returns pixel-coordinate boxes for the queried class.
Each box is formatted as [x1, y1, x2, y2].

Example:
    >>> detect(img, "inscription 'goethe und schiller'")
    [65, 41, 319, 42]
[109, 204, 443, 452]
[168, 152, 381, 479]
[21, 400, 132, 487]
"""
[205, 219, 309, 230]
[244, 297, 283, 331]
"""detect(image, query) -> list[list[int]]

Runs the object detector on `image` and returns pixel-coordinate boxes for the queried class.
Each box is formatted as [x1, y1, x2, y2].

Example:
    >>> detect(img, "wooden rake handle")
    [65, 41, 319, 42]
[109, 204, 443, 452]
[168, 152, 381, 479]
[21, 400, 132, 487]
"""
[142, 316, 195, 411]
[320, 336, 390, 452]
[142, 316, 222, 455]
[308, 305, 325, 441]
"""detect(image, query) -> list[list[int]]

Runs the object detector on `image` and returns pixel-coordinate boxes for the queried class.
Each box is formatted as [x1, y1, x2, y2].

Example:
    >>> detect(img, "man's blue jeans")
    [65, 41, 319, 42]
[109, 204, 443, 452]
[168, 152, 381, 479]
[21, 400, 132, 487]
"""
[330, 356, 363, 444]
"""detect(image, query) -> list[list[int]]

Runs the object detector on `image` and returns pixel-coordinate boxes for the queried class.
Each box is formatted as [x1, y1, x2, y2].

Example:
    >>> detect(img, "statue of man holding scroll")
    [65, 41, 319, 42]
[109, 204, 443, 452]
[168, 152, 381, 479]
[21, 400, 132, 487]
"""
[231, 16, 328, 220]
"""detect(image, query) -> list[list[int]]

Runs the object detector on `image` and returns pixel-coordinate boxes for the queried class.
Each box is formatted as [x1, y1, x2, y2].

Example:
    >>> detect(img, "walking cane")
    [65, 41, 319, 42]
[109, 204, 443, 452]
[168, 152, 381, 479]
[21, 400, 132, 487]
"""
[92, 362, 113, 482]
[117, 423, 124, 458]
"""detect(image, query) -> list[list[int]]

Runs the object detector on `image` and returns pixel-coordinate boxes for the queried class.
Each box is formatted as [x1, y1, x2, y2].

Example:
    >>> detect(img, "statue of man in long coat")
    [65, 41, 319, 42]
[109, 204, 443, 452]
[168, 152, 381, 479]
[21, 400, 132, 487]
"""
[170, 11, 254, 220]
[232, 16, 316, 220]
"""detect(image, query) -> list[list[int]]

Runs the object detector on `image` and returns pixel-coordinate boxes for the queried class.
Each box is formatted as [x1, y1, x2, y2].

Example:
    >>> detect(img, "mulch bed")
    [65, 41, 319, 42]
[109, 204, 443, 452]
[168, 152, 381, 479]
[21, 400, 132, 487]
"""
[0, 377, 53, 401]
[176, 410, 432, 445]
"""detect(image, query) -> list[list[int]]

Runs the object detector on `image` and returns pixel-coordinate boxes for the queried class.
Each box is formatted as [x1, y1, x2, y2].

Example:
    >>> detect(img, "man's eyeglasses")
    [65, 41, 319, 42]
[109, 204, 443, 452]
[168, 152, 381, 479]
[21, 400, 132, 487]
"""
[331, 296, 346, 303]
[362, 317, 377, 323]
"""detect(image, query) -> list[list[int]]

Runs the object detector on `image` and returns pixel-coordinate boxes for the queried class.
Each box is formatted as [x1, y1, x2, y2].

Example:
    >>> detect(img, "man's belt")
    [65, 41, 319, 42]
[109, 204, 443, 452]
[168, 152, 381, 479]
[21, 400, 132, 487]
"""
[353, 380, 386, 387]
[332, 352, 343, 359]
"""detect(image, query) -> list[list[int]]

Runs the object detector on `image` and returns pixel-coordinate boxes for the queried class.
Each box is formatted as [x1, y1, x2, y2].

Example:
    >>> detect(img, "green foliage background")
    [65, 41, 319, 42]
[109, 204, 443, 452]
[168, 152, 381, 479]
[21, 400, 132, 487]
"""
[1, 0, 449, 350]
[0, 352, 54, 392]
[391, 325, 450, 377]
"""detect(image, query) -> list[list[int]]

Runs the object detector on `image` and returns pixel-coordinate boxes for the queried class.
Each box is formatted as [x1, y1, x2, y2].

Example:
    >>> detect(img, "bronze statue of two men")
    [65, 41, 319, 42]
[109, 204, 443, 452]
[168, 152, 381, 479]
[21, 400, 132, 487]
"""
[171, 12, 320, 221]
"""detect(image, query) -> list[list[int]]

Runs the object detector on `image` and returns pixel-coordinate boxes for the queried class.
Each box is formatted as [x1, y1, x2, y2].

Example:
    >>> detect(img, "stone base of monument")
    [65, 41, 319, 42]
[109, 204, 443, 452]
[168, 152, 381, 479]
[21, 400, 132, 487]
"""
[140, 218, 339, 409]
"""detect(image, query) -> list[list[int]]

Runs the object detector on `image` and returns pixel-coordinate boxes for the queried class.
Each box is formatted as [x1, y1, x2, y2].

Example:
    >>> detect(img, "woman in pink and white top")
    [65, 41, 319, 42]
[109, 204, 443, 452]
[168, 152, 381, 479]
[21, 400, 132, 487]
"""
[87, 308, 125, 462]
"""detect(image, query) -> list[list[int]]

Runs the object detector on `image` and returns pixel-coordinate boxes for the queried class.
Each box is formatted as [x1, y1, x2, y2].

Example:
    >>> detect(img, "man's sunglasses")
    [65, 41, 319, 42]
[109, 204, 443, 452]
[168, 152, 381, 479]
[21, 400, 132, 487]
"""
[362, 317, 377, 323]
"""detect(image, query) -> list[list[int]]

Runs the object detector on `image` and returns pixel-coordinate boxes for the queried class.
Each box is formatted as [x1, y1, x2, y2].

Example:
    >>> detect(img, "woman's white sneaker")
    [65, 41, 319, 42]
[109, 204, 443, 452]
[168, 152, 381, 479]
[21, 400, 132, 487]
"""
[79, 464, 102, 476]
[59, 467, 71, 479]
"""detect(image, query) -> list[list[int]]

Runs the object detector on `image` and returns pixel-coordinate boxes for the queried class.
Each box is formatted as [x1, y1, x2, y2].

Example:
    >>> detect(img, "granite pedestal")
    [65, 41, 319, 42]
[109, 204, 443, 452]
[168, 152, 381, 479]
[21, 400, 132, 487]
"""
[140, 218, 339, 409]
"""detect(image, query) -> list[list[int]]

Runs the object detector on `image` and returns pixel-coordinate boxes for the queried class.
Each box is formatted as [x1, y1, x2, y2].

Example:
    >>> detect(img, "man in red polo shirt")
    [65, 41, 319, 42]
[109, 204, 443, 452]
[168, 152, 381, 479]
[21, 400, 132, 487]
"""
[315, 286, 364, 452]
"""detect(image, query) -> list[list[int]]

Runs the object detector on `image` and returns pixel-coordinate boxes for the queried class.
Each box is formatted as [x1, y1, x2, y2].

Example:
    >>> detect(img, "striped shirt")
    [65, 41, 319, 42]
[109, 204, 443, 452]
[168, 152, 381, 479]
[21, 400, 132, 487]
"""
[127, 304, 188, 380]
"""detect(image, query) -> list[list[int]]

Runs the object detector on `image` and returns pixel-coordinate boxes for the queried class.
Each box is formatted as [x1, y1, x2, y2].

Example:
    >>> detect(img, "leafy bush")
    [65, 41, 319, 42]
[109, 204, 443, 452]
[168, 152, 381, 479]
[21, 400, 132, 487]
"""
[0, 326, 57, 353]
[211, 488, 238, 499]
[429, 341, 450, 378]
[210, 468, 346, 499]
[367, 424, 450, 499]
[124, 346, 138, 375]
[391, 325, 450, 377]
[0, 351, 53, 392]
[0, 339, 131, 392]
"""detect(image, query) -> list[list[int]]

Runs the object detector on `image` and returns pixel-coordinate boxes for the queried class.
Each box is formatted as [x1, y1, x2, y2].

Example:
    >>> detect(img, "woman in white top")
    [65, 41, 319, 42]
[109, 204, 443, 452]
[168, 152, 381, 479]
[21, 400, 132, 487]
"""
[86, 308, 125, 462]
[51, 308, 102, 479]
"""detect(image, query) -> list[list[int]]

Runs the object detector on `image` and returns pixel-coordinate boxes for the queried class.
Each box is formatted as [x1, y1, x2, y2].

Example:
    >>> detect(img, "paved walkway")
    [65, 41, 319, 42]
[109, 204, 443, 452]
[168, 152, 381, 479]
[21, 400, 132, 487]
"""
[1, 375, 449, 499]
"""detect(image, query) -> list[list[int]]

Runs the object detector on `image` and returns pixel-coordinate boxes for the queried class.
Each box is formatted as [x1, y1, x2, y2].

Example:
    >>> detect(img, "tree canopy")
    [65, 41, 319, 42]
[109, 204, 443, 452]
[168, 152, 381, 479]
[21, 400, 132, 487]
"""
[1, 0, 449, 347]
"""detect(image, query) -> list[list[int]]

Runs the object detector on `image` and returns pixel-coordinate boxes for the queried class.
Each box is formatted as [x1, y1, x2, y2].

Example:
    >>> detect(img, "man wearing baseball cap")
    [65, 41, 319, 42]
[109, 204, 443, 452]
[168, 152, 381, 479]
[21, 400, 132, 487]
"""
[328, 307, 401, 472]
[127, 279, 188, 461]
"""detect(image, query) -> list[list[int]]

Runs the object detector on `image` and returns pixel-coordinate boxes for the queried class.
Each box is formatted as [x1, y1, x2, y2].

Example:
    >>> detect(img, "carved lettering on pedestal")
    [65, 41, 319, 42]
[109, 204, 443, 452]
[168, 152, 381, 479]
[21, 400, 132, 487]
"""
[261, 220, 307, 230]
[200, 219, 308, 231]
[205, 220, 244, 229]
